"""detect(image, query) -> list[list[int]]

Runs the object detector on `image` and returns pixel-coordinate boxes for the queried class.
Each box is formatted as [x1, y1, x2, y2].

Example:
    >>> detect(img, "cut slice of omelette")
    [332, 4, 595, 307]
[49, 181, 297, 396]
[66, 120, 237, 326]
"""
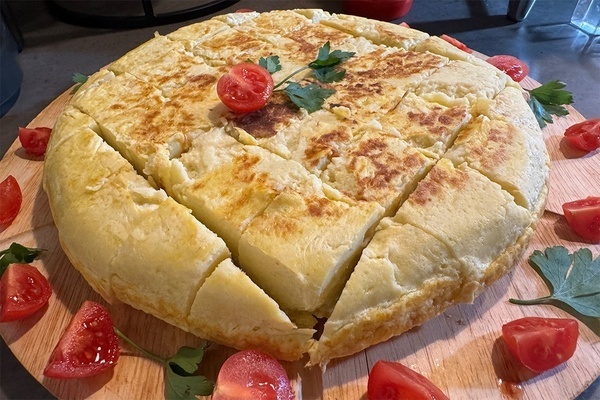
[188, 259, 314, 361]
[158, 128, 326, 257]
[238, 189, 384, 317]
[310, 219, 477, 365]
[377, 92, 471, 155]
[444, 114, 548, 211]
[231, 106, 360, 176]
[416, 59, 510, 105]
[321, 127, 436, 215]
[44, 108, 230, 312]
[392, 158, 533, 285]
[299, 9, 429, 49]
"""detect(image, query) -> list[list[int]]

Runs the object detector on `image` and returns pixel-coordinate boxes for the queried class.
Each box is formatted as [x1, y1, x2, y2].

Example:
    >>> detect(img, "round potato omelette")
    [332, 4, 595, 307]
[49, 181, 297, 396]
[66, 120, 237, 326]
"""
[43, 9, 549, 366]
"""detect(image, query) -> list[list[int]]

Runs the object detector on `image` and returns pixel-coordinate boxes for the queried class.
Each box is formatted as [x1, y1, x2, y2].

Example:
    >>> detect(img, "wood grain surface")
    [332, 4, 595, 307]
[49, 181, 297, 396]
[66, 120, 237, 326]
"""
[1, 77, 599, 400]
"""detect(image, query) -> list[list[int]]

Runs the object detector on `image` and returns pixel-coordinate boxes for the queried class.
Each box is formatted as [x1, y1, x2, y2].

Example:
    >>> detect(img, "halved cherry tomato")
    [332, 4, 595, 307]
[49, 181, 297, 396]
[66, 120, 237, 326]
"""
[212, 349, 294, 400]
[564, 118, 600, 152]
[562, 197, 600, 243]
[0, 175, 22, 225]
[235, 8, 254, 13]
[367, 360, 449, 400]
[486, 55, 529, 82]
[44, 300, 120, 378]
[217, 63, 274, 114]
[18, 126, 52, 156]
[502, 317, 579, 374]
[0, 263, 52, 322]
[440, 34, 473, 54]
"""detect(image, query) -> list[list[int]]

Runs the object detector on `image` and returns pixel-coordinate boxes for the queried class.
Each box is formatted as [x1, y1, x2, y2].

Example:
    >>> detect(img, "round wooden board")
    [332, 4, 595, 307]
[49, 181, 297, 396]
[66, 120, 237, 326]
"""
[1, 77, 599, 400]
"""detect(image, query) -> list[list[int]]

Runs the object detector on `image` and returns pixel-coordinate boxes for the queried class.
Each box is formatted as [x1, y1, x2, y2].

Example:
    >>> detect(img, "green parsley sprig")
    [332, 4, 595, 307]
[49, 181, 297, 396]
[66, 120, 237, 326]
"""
[510, 246, 600, 335]
[0, 243, 44, 275]
[258, 42, 355, 113]
[114, 327, 213, 399]
[71, 72, 88, 94]
[526, 80, 573, 129]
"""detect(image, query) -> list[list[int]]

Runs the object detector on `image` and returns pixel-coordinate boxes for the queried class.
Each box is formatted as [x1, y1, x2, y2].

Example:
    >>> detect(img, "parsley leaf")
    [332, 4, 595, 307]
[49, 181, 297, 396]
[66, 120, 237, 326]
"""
[269, 42, 354, 112]
[510, 246, 600, 335]
[259, 56, 282, 74]
[284, 82, 335, 113]
[0, 243, 44, 275]
[526, 80, 573, 129]
[313, 67, 346, 83]
[71, 72, 88, 94]
[114, 328, 213, 399]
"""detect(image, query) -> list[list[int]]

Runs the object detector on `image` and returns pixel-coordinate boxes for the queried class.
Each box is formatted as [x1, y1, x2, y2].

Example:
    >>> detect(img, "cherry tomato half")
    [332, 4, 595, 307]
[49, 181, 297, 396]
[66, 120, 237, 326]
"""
[502, 317, 579, 374]
[440, 34, 473, 54]
[217, 63, 274, 114]
[343, 0, 413, 21]
[0, 175, 22, 225]
[0, 264, 52, 322]
[212, 349, 294, 400]
[562, 197, 600, 243]
[486, 55, 529, 82]
[367, 360, 449, 400]
[44, 300, 120, 378]
[18, 126, 52, 156]
[564, 118, 600, 152]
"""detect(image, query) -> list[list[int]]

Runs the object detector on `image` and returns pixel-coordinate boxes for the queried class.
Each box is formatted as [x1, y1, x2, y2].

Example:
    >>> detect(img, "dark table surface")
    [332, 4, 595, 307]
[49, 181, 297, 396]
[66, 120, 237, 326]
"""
[1, 0, 599, 398]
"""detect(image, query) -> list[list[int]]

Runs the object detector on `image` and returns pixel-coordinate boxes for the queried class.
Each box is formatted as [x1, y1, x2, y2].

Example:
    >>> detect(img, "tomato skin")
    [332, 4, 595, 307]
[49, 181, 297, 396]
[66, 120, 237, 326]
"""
[367, 360, 449, 400]
[212, 349, 294, 400]
[440, 34, 473, 54]
[343, 0, 413, 21]
[564, 119, 600, 152]
[486, 55, 529, 82]
[502, 317, 579, 373]
[0, 264, 52, 322]
[0, 175, 22, 225]
[562, 197, 600, 242]
[44, 300, 120, 379]
[217, 63, 274, 114]
[18, 127, 52, 156]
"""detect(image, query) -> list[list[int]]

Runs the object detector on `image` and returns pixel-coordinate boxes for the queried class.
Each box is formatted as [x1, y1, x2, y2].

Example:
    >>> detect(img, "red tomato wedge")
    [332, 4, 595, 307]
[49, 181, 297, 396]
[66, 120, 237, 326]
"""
[502, 317, 579, 373]
[0, 264, 52, 322]
[217, 63, 274, 114]
[564, 118, 600, 152]
[0, 175, 22, 225]
[44, 300, 120, 378]
[486, 55, 529, 82]
[18, 126, 52, 156]
[440, 34, 472, 54]
[562, 197, 600, 242]
[367, 360, 449, 400]
[212, 349, 294, 400]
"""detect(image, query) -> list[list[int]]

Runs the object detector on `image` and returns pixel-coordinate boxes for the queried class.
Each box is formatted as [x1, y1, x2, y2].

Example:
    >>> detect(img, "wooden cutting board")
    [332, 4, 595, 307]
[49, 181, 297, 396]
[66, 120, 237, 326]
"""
[1, 77, 599, 400]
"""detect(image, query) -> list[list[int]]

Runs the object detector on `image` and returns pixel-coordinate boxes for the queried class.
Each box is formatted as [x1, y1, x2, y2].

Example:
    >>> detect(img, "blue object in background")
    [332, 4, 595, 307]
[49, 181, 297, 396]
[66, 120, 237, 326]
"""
[0, 10, 23, 118]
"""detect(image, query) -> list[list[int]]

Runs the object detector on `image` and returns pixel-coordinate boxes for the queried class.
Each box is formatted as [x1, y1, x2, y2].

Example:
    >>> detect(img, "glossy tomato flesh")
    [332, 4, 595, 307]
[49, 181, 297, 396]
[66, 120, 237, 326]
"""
[486, 55, 529, 82]
[18, 126, 52, 156]
[367, 360, 449, 400]
[217, 63, 274, 114]
[212, 349, 294, 400]
[564, 118, 600, 152]
[502, 317, 579, 373]
[562, 197, 600, 242]
[0, 263, 52, 322]
[440, 34, 473, 54]
[44, 300, 120, 378]
[0, 175, 22, 225]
